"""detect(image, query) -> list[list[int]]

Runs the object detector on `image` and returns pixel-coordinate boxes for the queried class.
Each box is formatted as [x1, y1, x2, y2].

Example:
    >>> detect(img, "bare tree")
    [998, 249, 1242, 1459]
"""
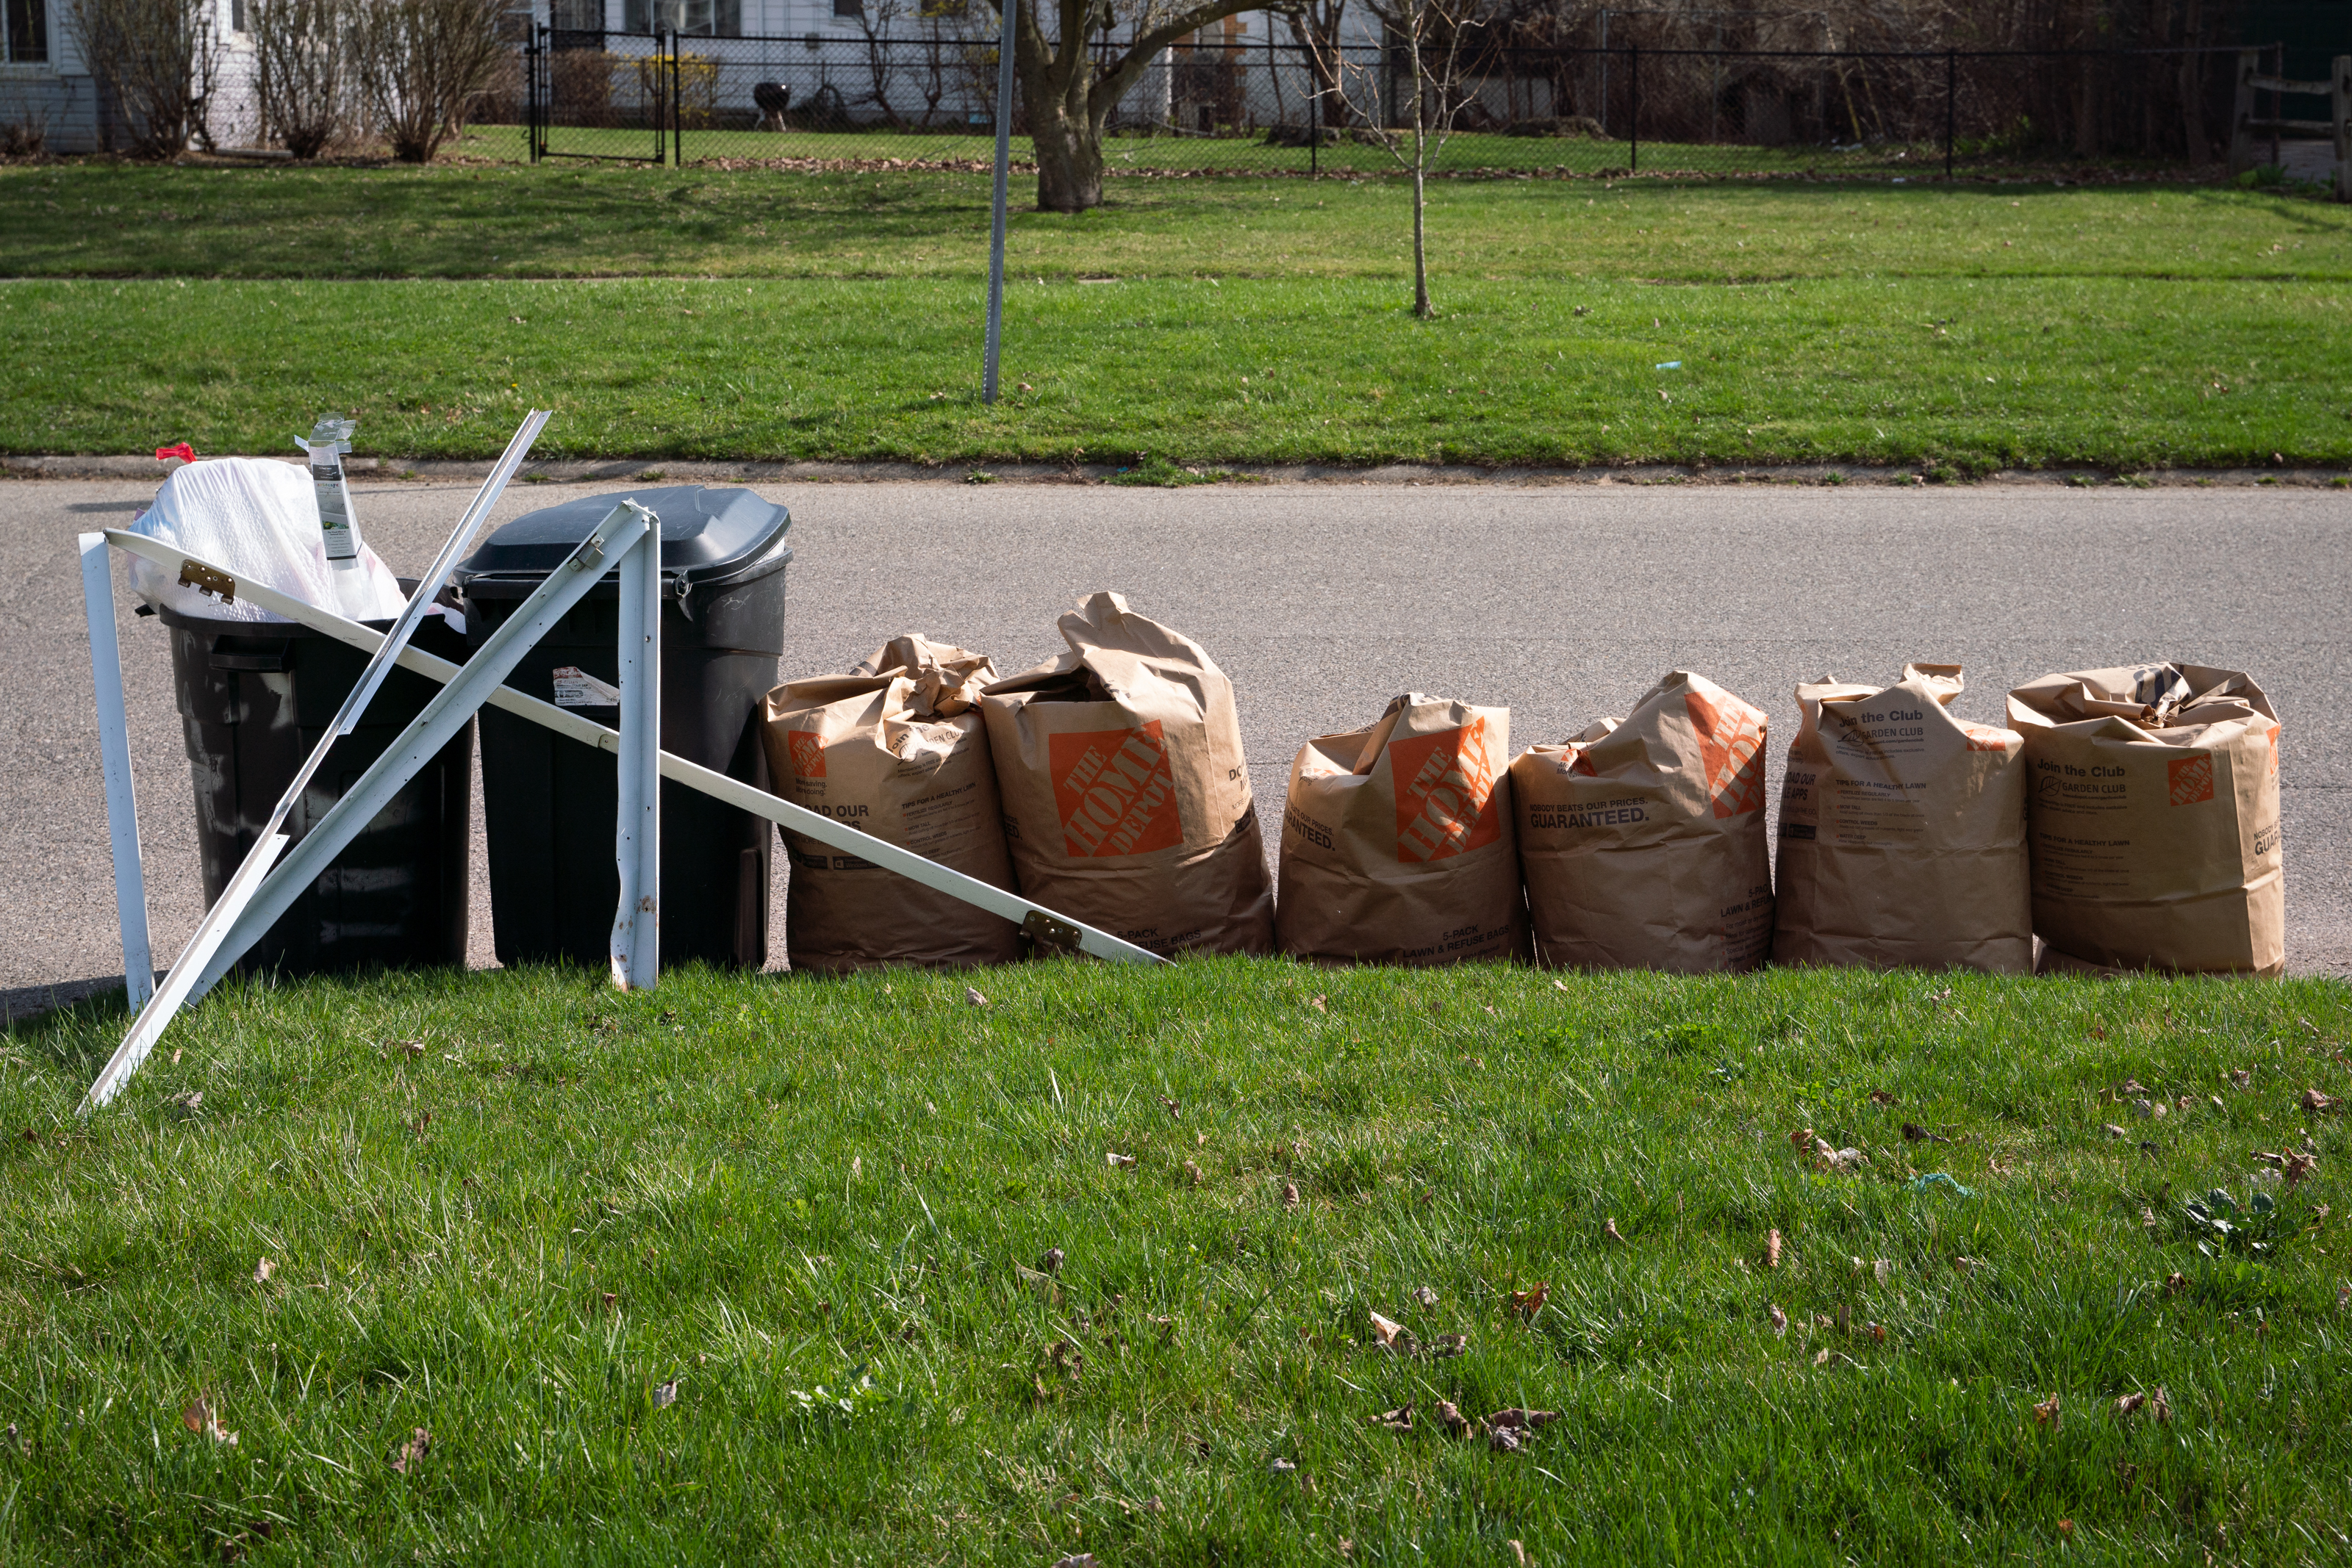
[251, 0, 356, 158]
[1305, 0, 1487, 316]
[65, 0, 221, 157]
[986, 0, 1300, 214]
[1283, 0, 1347, 126]
[849, 0, 910, 126]
[911, 0, 967, 126]
[351, 0, 508, 162]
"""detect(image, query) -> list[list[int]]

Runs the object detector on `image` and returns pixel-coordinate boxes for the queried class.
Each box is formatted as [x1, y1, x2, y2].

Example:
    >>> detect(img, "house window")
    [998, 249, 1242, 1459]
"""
[4, 0, 48, 62]
[551, 0, 602, 29]
[833, 0, 861, 16]
[624, 0, 738, 35]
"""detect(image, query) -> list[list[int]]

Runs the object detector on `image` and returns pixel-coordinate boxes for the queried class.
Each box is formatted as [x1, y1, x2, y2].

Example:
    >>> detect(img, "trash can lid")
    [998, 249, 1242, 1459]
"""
[454, 486, 790, 592]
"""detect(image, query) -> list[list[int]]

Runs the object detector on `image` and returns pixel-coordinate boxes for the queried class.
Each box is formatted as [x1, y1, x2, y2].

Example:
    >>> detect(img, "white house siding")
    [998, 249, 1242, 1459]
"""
[8, 0, 260, 152]
[536, 0, 1363, 134]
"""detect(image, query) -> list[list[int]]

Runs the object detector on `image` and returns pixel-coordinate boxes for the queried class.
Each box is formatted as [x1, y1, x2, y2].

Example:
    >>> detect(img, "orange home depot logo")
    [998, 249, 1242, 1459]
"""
[1962, 725, 2014, 754]
[1391, 719, 1502, 863]
[2168, 752, 2216, 807]
[1684, 691, 1767, 819]
[1050, 722, 1185, 857]
[785, 729, 826, 780]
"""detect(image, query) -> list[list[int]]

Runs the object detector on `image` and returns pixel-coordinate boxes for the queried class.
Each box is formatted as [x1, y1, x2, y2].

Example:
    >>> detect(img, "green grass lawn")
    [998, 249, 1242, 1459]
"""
[3, 962, 2347, 1562]
[459, 121, 1965, 179]
[4, 162, 2350, 467]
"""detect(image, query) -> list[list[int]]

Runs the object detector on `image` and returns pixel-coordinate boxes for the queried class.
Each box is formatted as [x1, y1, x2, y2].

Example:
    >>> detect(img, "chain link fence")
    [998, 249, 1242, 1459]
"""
[487, 32, 2267, 179]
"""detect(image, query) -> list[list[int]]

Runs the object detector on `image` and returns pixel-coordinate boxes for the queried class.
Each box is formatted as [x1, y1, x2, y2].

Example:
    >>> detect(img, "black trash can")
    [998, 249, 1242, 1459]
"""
[454, 486, 791, 971]
[159, 584, 473, 979]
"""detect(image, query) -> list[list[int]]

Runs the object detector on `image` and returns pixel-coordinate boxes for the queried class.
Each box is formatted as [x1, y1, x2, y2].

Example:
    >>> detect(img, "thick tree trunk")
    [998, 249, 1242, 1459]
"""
[1033, 105, 1106, 212]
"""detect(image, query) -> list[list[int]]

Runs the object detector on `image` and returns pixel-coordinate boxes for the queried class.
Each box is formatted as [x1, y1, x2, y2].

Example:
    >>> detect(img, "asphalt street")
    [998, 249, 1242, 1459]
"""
[6, 475, 2346, 1013]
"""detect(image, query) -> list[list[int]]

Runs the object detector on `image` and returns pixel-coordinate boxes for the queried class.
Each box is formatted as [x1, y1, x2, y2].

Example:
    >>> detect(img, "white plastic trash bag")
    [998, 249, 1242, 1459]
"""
[127, 458, 406, 624]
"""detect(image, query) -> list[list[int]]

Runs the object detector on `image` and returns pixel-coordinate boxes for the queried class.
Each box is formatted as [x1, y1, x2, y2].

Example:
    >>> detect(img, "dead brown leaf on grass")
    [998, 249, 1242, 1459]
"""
[1433, 1399, 1471, 1436]
[1411, 1284, 1439, 1308]
[1769, 1303, 1788, 1337]
[1603, 1218, 1627, 1245]
[2301, 1087, 2339, 1113]
[1765, 1229, 1783, 1269]
[1485, 1407, 1560, 1431]
[1182, 1160, 1203, 1185]
[2114, 1392, 2146, 1418]
[1869, 1090, 1897, 1106]
[181, 1396, 236, 1446]
[1308, 994, 1327, 1013]
[964, 987, 989, 1007]
[1374, 1402, 1414, 1431]
[252, 1257, 273, 1284]
[391, 1427, 430, 1472]
[1902, 1123, 1948, 1144]
[1158, 1095, 1181, 1120]
[2165, 1271, 2187, 1296]
[2032, 1393, 2062, 1430]
[1282, 1182, 1301, 1209]
[1367, 1310, 1413, 1352]
[1106, 1151, 1137, 1168]
[652, 1378, 679, 1410]
[1508, 1282, 1550, 1320]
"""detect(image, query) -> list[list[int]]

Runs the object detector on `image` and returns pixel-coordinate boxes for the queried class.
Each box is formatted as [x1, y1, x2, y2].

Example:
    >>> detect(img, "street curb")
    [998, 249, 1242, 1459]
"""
[7, 454, 2349, 489]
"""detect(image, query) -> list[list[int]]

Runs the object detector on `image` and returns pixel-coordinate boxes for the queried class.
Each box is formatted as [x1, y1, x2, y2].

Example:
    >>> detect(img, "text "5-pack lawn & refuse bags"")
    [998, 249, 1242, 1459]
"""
[761, 636, 1019, 972]
[981, 592, 1274, 957]
[1774, 663, 2033, 974]
[1512, 671, 1774, 974]
[1277, 694, 1526, 965]
[2007, 662, 2283, 976]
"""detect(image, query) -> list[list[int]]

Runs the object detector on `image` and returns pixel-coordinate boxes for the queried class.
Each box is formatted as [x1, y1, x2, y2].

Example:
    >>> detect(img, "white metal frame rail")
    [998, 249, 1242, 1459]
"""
[78, 503, 657, 1113]
[78, 524, 1163, 1109]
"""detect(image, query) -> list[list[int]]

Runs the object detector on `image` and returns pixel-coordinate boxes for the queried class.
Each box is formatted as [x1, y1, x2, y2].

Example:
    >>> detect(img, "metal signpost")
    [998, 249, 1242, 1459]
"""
[983, 0, 1015, 403]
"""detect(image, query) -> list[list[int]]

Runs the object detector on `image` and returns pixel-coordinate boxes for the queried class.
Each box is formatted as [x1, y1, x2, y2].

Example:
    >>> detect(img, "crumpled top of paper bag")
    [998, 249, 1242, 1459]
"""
[2007, 662, 2274, 733]
[983, 591, 1224, 711]
[848, 633, 996, 719]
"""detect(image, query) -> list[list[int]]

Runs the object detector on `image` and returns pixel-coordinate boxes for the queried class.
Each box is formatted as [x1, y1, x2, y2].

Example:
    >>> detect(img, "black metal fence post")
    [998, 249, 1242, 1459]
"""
[530, 24, 547, 162]
[1308, 46, 1319, 179]
[2271, 40, 2283, 167]
[1629, 45, 1639, 172]
[673, 31, 684, 167]
[1945, 48, 1956, 178]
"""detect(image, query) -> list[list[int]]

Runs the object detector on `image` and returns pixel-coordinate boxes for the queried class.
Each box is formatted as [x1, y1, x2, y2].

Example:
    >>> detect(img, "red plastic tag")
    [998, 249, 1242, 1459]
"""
[154, 442, 197, 464]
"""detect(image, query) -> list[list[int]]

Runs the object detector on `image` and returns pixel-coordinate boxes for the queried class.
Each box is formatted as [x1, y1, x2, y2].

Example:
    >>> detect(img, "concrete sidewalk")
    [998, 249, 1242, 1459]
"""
[7, 475, 2345, 1014]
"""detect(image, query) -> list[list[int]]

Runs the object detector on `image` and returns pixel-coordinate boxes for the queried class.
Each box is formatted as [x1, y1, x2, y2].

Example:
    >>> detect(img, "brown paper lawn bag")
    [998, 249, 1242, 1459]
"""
[1773, 663, 2032, 974]
[762, 634, 1019, 972]
[1277, 693, 1526, 965]
[2007, 662, 2282, 976]
[981, 591, 1273, 956]
[1513, 670, 1773, 973]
